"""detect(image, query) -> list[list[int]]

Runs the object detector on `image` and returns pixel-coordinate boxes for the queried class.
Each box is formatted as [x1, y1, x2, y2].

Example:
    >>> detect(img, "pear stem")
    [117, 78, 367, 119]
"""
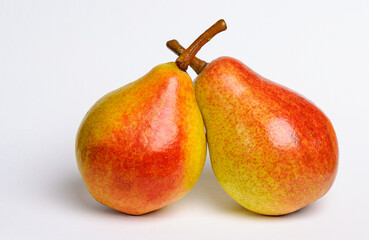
[167, 40, 208, 74]
[175, 19, 227, 72]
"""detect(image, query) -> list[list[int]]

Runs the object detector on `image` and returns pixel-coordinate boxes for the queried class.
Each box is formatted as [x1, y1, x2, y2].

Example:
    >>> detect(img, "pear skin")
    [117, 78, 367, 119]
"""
[195, 57, 338, 215]
[76, 63, 206, 215]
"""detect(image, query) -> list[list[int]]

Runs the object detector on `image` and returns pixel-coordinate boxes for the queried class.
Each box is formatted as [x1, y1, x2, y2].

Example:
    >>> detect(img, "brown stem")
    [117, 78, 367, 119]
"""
[167, 40, 208, 74]
[175, 19, 227, 71]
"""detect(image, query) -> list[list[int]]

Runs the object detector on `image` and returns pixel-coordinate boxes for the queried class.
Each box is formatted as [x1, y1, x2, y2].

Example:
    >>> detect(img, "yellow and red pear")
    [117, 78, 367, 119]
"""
[76, 63, 205, 215]
[167, 38, 338, 215]
[75, 20, 226, 215]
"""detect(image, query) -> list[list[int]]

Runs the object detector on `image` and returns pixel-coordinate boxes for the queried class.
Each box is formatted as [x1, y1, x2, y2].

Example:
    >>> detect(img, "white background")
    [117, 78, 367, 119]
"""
[1, 0, 368, 239]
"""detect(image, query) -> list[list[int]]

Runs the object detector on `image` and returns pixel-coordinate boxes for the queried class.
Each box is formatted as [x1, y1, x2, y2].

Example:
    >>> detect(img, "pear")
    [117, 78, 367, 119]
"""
[75, 21, 226, 215]
[167, 38, 338, 215]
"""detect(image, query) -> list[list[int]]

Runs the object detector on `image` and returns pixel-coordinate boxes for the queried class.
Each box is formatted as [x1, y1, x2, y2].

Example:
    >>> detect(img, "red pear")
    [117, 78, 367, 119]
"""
[75, 20, 226, 215]
[167, 38, 338, 215]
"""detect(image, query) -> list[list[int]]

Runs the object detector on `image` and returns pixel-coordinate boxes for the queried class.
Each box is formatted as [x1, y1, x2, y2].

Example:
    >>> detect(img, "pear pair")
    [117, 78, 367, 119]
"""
[76, 20, 338, 216]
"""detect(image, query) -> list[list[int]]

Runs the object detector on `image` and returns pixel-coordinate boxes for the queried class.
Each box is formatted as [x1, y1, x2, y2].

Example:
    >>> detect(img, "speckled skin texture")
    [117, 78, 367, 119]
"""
[75, 63, 206, 215]
[195, 57, 338, 215]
